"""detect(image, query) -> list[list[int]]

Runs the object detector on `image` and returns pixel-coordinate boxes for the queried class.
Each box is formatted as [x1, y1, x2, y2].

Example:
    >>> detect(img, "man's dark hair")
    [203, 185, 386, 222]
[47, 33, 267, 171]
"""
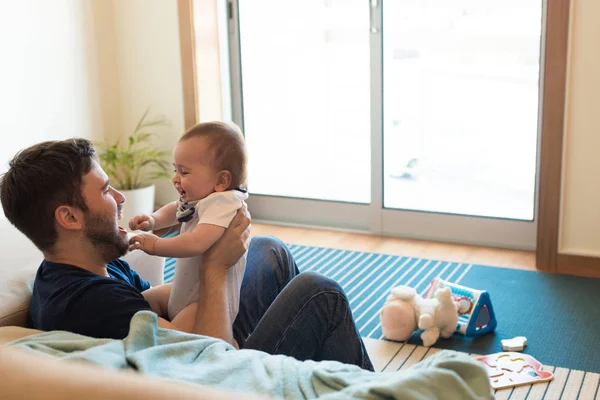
[0, 138, 97, 252]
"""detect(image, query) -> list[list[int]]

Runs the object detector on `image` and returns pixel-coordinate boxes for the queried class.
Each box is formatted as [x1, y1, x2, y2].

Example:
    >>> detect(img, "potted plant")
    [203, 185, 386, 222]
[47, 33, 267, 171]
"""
[96, 108, 171, 230]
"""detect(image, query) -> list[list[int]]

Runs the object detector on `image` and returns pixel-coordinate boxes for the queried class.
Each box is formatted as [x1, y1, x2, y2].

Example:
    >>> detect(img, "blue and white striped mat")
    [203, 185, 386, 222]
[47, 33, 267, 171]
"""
[165, 243, 473, 340]
[287, 244, 473, 340]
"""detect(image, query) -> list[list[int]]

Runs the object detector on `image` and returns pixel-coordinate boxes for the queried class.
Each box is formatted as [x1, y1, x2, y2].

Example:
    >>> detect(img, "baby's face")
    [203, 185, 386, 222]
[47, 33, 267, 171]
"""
[172, 136, 219, 203]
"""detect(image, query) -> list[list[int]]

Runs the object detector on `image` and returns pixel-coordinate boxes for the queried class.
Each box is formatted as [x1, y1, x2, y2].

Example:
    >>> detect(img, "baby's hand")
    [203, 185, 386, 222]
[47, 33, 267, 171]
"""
[129, 214, 155, 231]
[129, 232, 159, 255]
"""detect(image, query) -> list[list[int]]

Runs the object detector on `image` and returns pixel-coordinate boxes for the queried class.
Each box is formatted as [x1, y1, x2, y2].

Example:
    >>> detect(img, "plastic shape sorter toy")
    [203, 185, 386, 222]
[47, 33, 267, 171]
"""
[424, 277, 497, 337]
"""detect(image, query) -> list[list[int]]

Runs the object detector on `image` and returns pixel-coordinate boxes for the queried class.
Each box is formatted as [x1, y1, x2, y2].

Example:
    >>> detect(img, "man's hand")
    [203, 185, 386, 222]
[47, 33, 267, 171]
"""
[190, 205, 250, 343]
[129, 231, 160, 255]
[203, 205, 251, 274]
[129, 214, 156, 231]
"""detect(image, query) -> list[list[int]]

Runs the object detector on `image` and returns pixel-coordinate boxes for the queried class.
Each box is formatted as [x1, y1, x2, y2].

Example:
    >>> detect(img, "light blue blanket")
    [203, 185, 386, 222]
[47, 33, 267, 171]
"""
[9, 311, 493, 399]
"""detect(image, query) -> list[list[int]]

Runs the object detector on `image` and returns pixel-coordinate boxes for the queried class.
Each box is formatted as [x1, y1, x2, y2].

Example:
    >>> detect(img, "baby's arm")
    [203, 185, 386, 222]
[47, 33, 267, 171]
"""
[129, 201, 178, 231]
[130, 193, 246, 257]
[129, 223, 225, 258]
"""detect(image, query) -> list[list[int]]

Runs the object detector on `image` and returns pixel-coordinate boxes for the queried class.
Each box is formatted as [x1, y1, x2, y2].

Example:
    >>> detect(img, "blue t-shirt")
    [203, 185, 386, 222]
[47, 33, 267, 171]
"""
[29, 259, 152, 339]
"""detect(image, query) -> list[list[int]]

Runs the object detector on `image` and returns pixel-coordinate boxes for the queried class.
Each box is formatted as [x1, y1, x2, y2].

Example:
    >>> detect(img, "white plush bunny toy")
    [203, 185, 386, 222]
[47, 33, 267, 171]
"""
[380, 285, 458, 347]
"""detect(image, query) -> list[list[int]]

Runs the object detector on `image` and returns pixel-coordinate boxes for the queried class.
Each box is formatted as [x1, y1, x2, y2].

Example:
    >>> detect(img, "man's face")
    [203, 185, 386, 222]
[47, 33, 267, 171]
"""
[81, 161, 128, 262]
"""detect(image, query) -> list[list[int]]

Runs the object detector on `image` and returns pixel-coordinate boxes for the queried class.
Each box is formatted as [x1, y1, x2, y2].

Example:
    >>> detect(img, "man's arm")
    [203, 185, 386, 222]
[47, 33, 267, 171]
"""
[129, 224, 225, 258]
[192, 265, 232, 341]
[141, 283, 172, 319]
[190, 208, 250, 342]
[153, 270, 232, 340]
[144, 280, 229, 338]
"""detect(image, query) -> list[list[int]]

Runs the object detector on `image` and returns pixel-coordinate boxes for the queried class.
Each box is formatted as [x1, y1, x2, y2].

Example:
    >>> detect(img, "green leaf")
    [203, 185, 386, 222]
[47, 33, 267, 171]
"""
[95, 107, 173, 189]
[134, 107, 151, 133]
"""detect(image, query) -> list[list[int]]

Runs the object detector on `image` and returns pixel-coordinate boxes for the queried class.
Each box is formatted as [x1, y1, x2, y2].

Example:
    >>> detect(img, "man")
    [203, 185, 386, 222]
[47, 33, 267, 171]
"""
[0, 138, 373, 370]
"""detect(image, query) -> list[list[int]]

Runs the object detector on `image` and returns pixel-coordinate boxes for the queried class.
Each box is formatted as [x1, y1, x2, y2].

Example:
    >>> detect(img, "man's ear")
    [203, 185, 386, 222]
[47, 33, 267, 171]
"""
[54, 205, 84, 231]
[215, 170, 232, 192]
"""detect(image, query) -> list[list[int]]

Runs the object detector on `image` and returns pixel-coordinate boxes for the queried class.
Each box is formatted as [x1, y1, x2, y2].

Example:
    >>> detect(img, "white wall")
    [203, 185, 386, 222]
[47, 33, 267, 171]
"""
[0, 0, 109, 260]
[104, 0, 185, 206]
[0, 0, 105, 172]
[95, 0, 233, 206]
[88, 0, 123, 143]
[560, 0, 600, 257]
[0, 0, 188, 214]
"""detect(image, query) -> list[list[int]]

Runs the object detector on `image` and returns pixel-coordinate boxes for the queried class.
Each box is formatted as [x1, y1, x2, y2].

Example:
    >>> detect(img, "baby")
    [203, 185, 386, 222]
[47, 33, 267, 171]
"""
[129, 121, 248, 332]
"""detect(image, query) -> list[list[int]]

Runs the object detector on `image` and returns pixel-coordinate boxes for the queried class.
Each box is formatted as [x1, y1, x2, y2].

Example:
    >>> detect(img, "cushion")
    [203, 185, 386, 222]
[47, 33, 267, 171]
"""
[0, 267, 36, 328]
[0, 326, 42, 345]
[0, 219, 42, 328]
[124, 250, 165, 287]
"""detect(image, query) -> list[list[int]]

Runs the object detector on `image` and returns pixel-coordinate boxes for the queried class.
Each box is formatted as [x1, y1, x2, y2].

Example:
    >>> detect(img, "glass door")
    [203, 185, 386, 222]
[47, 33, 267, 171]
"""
[380, 0, 543, 248]
[230, 0, 374, 231]
[228, 0, 544, 249]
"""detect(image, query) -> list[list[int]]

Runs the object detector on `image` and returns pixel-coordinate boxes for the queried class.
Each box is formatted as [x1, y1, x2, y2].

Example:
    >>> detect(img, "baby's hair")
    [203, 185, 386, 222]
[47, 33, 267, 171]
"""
[180, 121, 247, 191]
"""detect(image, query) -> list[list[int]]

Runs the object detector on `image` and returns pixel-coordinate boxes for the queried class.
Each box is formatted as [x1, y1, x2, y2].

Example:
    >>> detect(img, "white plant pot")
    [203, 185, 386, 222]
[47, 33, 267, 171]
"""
[120, 185, 155, 231]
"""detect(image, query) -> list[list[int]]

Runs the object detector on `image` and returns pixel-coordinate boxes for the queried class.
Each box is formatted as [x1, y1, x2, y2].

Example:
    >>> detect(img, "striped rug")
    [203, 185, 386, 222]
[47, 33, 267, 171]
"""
[287, 244, 476, 340]
[164, 243, 473, 340]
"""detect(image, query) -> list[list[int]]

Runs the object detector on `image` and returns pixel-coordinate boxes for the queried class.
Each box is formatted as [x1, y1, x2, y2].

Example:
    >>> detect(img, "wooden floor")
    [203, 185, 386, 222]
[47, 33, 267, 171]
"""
[251, 222, 536, 271]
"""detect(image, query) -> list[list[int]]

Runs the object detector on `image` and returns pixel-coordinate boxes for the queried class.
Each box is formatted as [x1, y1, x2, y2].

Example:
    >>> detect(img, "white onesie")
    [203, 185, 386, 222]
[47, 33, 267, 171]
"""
[167, 190, 249, 322]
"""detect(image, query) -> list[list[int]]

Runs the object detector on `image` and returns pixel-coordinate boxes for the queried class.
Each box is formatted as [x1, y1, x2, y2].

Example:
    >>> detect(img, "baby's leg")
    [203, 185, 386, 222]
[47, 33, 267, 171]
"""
[170, 302, 198, 333]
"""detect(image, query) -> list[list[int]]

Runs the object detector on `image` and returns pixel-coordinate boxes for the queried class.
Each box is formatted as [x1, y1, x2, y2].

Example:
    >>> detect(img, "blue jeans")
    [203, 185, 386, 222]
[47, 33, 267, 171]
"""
[233, 236, 374, 371]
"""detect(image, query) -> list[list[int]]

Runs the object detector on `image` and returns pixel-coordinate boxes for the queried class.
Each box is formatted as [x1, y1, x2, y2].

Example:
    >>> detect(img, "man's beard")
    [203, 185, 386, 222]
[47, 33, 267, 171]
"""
[84, 208, 128, 263]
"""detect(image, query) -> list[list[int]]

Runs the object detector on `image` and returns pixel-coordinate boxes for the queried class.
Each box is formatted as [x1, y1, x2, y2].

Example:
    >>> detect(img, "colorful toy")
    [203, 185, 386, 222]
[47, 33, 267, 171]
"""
[476, 352, 553, 390]
[380, 285, 458, 347]
[501, 336, 528, 352]
[424, 277, 497, 336]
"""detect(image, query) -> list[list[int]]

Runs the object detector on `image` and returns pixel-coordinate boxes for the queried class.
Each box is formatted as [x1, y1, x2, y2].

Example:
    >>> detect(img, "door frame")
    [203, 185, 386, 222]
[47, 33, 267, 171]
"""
[534, 0, 600, 277]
